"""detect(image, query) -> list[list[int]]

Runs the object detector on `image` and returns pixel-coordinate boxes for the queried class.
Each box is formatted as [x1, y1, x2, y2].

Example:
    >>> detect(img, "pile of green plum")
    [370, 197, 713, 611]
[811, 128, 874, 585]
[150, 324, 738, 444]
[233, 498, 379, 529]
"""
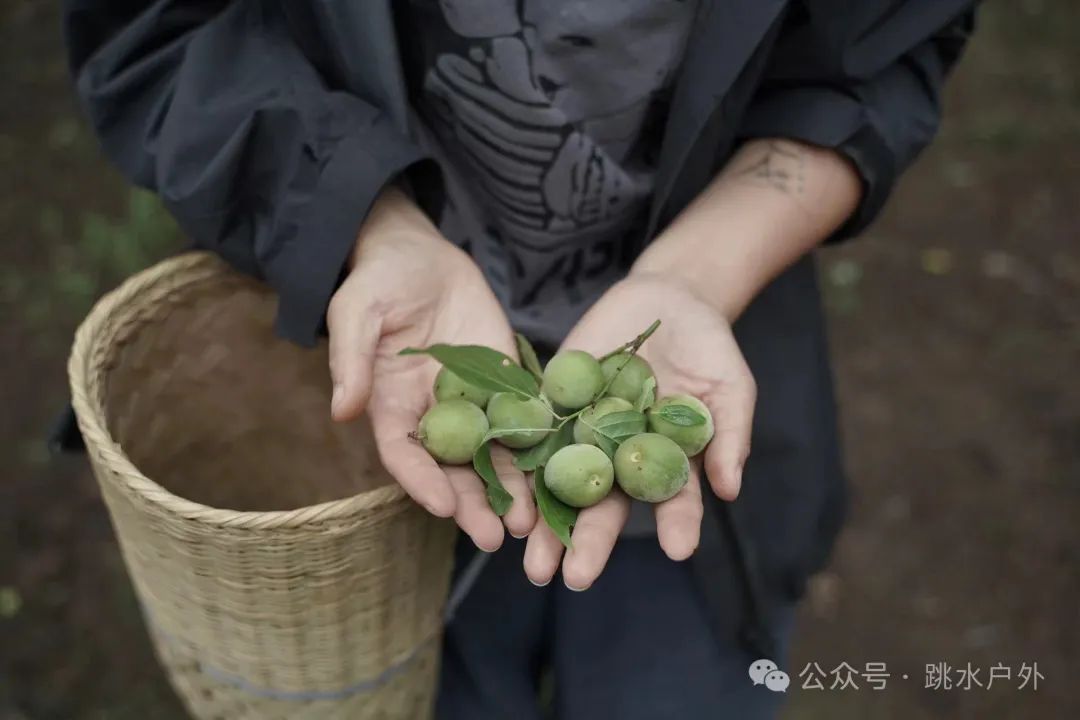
[404, 321, 714, 544]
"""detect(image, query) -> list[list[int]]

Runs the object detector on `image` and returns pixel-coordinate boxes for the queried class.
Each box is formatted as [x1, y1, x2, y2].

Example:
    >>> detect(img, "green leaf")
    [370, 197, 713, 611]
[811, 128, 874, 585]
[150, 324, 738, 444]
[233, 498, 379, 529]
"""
[515, 333, 544, 382]
[635, 376, 657, 413]
[584, 410, 645, 460]
[513, 421, 574, 472]
[401, 344, 540, 399]
[592, 410, 647, 441]
[473, 442, 514, 516]
[595, 433, 618, 460]
[653, 404, 708, 427]
[534, 466, 576, 549]
[481, 427, 556, 445]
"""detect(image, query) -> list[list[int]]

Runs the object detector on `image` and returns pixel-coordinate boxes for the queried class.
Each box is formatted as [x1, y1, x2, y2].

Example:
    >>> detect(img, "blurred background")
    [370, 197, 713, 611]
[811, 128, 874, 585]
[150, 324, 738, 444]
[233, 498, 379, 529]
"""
[2, 1, 1077, 718]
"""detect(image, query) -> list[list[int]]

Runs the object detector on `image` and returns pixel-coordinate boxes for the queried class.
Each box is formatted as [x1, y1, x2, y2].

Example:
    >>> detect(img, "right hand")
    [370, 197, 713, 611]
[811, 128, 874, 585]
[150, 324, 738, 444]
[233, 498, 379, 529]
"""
[327, 187, 534, 551]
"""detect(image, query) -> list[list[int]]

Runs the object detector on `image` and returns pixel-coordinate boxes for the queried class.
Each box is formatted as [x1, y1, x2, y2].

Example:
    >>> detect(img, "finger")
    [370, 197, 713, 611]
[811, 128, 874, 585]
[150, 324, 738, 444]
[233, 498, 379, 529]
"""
[561, 492, 630, 591]
[445, 466, 505, 552]
[523, 496, 565, 587]
[654, 464, 704, 561]
[326, 286, 382, 422]
[703, 371, 756, 501]
[490, 444, 536, 539]
[370, 403, 457, 517]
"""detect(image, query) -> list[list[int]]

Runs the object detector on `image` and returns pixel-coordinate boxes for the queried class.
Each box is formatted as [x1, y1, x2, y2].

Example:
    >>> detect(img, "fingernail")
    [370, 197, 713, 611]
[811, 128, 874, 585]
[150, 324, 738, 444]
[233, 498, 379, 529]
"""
[331, 383, 344, 414]
[564, 580, 588, 593]
[509, 530, 527, 539]
[529, 576, 551, 588]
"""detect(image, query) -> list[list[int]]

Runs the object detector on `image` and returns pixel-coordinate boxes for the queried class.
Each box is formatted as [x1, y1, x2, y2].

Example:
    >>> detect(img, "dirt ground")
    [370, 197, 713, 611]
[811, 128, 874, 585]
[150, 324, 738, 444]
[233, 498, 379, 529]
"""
[2, 2, 1077, 718]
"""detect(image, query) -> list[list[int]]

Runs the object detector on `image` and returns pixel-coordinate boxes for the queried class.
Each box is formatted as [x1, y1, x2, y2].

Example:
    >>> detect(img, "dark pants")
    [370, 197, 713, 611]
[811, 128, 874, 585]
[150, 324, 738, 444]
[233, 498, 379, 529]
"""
[436, 534, 795, 720]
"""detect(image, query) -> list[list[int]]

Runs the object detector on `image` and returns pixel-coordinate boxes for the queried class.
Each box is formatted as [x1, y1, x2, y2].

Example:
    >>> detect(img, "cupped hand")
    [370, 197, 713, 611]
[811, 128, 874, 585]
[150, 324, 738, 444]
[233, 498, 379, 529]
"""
[327, 189, 535, 550]
[524, 272, 756, 589]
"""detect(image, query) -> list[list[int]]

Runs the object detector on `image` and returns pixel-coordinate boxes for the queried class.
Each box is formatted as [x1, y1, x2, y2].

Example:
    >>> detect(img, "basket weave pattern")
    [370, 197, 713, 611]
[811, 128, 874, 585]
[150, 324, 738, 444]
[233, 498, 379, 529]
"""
[69, 253, 455, 719]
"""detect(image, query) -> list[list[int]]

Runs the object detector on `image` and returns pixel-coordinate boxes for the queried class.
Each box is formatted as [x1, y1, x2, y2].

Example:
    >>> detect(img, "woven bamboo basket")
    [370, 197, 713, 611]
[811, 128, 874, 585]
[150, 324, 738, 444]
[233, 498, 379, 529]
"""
[68, 252, 457, 719]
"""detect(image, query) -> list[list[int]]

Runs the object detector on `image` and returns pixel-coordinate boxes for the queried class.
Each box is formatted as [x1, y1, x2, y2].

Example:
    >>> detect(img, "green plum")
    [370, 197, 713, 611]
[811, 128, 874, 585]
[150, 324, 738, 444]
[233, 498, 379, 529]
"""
[433, 367, 494, 408]
[613, 433, 690, 503]
[486, 392, 553, 449]
[647, 394, 715, 456]
[599, 352, 655, 403]
[544, 443, 615, 508]
[542, 350, 605, 410]
[573, 396, 634, 446]
[418, 400, 489, 465]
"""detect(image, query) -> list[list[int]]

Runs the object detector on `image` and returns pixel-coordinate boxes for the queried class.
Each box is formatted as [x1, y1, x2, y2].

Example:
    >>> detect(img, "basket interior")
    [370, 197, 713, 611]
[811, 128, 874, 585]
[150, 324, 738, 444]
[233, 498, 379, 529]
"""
[102, 272, 394, 511]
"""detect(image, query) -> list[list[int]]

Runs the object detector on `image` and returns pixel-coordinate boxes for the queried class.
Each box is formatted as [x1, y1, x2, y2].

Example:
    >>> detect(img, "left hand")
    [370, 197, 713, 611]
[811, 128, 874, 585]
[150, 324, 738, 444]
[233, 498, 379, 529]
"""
[523, 272, 756, 589]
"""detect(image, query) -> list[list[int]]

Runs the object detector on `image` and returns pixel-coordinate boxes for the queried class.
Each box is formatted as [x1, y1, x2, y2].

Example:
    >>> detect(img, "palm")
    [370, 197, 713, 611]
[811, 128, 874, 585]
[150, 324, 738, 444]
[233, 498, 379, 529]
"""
[572, 280, 746, 404]
[524, 274, 756, 589]
[329, 242, 533, 551]
[368, 279, 516, 442]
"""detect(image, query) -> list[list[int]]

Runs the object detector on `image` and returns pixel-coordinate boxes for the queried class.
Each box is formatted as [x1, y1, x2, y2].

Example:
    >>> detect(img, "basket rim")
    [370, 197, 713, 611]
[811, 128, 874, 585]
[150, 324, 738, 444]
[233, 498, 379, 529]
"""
[67, 251, 409, 529]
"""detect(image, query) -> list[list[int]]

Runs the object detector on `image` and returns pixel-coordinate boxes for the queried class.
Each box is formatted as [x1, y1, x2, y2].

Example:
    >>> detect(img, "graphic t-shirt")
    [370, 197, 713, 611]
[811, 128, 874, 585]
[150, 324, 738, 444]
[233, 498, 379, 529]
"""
[400, 0, 698, 352]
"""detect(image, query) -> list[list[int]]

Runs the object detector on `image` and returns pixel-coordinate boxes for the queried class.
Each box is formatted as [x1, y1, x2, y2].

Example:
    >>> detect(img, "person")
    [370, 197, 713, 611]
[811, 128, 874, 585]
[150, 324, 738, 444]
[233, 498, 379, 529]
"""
[62, 1, 976, 717]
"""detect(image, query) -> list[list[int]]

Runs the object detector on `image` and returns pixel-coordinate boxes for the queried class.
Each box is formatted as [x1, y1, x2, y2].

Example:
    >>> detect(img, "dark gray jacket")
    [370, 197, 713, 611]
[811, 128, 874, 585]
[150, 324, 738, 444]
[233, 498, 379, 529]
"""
[63, 0, 976, 656]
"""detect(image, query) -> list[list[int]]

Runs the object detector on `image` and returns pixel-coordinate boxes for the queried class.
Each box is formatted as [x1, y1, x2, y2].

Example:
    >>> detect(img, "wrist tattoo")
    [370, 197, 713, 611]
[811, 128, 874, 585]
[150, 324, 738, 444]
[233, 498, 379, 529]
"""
[736, 140, 806, 196]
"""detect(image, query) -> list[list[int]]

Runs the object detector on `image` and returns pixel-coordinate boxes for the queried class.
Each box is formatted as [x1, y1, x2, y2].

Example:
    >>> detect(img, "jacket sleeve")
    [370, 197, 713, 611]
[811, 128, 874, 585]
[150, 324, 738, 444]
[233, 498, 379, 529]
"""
[736, 0, 977, 240]
[64, 1, 442, 345]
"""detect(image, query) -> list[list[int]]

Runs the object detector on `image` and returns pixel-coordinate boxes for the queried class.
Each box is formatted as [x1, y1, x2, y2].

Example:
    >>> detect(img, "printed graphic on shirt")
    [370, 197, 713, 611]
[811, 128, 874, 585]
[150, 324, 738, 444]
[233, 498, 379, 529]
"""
[422, 0, 695, 253]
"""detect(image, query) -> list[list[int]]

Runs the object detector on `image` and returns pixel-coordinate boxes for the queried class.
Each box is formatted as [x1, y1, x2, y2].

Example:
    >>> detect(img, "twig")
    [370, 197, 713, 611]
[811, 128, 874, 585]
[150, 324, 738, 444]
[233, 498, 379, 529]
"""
[594, 319, 661, 399]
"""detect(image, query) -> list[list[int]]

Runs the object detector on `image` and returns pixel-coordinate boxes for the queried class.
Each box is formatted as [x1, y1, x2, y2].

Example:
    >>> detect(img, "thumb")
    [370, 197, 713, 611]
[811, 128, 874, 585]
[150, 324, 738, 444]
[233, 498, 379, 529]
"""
[327, 289, 382, 422]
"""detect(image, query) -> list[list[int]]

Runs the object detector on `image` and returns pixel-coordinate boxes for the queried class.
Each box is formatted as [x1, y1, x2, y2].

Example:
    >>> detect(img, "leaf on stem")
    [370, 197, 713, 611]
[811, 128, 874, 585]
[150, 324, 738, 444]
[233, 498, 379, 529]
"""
[400, 344, 539, 399]
[580, 410, 646, 459]
[481, 427, 556, 445]
[534, 465, 576, 549]
[513, 420, 574, 472]
[635, 376, 657, 412]
[652, 404, 708, 427]
[595, 433, 618, 460]
[592, 410, 647, 440]
[473, 441, 514, 516]
[515, 333, 545, 382]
